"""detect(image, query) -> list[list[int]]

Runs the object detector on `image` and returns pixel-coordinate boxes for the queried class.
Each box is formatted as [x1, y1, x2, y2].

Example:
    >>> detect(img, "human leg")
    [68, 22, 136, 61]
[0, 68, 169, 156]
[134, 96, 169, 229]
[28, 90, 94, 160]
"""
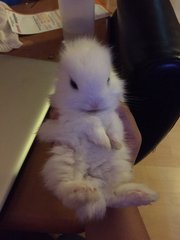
[85, 207, 150, 240]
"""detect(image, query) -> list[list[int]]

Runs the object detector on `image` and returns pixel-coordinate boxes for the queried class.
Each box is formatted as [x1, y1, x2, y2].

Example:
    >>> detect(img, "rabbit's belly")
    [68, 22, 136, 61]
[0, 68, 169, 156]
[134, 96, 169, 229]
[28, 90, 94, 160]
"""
[77, 140, 131, 182]
[86, 148, 110, 167]
[83, 148, 121, 184]
[79, 142, 116, 179]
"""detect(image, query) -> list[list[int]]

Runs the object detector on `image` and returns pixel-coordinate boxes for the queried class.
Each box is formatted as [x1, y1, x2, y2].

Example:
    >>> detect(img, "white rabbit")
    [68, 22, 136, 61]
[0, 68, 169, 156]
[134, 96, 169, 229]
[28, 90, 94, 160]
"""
[38, 38, 158, 221]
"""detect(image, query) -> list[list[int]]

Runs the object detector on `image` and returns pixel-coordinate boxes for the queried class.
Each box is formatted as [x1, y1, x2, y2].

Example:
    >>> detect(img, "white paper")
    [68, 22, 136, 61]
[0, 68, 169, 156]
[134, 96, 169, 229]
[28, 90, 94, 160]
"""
[6, 4, 110, 35]
[6, 9, 62, 35]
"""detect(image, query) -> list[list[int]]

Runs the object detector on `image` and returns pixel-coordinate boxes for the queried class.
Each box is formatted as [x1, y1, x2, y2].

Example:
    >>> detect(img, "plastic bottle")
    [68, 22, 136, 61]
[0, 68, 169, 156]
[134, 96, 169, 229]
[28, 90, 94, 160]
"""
[58, 0, 95, 40]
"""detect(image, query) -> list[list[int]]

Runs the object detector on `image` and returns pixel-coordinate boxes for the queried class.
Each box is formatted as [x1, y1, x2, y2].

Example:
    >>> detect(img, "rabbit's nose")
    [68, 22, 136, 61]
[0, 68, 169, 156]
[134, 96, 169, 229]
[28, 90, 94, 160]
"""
[90, 102, 99, 110]
[87, 96, 105, 111]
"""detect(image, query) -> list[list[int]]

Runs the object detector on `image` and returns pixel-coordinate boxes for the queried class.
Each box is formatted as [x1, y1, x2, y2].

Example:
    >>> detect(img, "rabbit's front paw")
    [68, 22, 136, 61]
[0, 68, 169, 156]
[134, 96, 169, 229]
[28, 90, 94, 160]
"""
[109, 138, 122, 150]
[106, 131, 123, 150]
[88, 127, 111, 149]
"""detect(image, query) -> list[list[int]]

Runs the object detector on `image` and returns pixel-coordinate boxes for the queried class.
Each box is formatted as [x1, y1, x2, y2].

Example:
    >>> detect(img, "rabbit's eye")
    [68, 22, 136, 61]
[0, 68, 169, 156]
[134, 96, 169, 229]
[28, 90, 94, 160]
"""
[70, 79, 78, 90]
[107, 78, 110, 85]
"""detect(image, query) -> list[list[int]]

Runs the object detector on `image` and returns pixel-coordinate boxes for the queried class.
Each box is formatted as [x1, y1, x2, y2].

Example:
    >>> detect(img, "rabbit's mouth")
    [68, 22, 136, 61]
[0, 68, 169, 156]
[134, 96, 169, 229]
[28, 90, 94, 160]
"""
[86, 109, 100, 113]
[80, 108, 108, 113]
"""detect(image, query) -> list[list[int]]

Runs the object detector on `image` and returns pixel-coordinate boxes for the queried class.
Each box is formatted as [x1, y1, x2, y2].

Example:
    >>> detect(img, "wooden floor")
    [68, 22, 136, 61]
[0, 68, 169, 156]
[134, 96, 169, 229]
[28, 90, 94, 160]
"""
[134, 119, 180, 240]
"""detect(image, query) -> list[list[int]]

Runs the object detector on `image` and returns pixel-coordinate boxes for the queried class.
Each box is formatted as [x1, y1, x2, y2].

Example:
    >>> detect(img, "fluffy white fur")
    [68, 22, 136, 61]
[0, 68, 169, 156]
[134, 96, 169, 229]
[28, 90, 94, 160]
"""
[38, 38, 158, 221]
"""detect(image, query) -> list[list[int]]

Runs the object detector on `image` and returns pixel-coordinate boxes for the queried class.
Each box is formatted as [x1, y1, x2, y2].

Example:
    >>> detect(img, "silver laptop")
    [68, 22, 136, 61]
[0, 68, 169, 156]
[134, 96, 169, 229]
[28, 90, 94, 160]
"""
[0, 55, 57, 211]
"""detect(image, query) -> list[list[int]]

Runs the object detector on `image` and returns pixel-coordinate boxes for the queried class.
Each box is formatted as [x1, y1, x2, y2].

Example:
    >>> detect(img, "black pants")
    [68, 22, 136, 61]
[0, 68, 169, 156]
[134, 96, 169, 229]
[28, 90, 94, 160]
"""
[108, 0, 180, 163]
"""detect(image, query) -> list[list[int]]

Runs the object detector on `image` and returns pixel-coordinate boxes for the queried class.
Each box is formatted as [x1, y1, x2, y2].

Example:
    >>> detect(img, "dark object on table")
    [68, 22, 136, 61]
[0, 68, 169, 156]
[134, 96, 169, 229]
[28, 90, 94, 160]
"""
[109, 0, 180, 162]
